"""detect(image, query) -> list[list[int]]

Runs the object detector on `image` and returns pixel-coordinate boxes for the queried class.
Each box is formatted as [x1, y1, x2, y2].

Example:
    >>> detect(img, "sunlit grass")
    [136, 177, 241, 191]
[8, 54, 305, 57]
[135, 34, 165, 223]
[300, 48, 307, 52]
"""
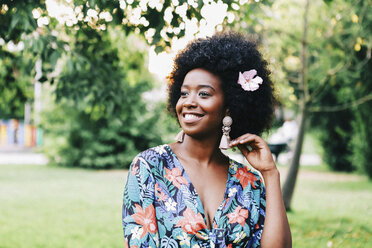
[0, 164, 127, 248]
[1, 163, 371, 247]
[286, 167, 372, 248]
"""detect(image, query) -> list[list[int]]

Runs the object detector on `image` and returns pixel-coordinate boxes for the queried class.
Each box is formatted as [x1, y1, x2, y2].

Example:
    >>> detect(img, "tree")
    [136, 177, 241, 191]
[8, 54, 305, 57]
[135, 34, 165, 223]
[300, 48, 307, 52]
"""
[2, 0, 274, 168]
[0, 1, 43, 118]
[281, 0, 372, 209]
[281, 0, 311, 211]
[1, 0, 271, 118]
[236, 0, 372, 210]
[41, 30, 177, 168]
[0, 48, 35, 119]
[312, 0, 372, 177]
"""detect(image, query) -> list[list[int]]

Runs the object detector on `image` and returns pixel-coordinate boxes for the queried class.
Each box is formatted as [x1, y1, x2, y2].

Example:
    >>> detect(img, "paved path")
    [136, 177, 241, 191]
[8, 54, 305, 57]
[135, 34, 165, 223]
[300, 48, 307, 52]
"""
[0, 147, 321, 166]
[226, 151, 322, 167]
[0, 147, 49, 165]
[277, 152, 322, 166]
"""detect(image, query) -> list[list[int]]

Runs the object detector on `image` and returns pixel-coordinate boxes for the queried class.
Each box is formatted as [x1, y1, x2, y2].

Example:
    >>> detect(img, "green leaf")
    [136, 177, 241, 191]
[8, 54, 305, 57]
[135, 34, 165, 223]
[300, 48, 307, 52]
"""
[49, 50, 60, 67]
[9, 13, 21, 32]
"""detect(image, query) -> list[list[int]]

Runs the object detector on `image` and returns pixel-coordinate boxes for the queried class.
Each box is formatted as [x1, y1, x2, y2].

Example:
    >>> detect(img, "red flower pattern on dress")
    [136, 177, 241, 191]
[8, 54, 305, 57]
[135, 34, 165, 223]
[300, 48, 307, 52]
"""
[131, 204, 158, 237]
[165, 167, 189, 188]
[175, 207, 207, 234]
[227, 206, 249, 227]
[234, 168, 257, 189]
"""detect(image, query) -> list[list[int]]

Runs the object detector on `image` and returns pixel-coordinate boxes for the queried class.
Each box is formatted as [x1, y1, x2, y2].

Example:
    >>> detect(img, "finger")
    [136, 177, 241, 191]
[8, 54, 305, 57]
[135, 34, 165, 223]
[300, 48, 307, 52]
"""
[229, 140, 252, 148]
[233, 133, 252, 140]
[230, 134, 260, 147]
[237, 144, 250, 157]
[231, 139, 268, 155]
[229, 134, 254, 147]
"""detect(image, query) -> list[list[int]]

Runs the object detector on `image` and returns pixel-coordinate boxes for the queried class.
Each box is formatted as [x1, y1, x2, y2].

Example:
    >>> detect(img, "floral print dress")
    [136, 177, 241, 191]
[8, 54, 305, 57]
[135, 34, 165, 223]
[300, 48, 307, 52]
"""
[122, 144, 266, 248]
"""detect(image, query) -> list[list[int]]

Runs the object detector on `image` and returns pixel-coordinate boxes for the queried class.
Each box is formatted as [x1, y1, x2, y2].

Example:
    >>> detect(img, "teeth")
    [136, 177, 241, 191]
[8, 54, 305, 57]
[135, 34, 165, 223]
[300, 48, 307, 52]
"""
[184, 114, 201, 120]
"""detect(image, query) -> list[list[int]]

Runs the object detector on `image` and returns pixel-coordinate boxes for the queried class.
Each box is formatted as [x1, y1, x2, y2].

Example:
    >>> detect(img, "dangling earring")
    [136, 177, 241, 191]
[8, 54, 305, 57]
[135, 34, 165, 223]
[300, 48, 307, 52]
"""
[175, 130, 185, 143]
[219, 116, 233, 149]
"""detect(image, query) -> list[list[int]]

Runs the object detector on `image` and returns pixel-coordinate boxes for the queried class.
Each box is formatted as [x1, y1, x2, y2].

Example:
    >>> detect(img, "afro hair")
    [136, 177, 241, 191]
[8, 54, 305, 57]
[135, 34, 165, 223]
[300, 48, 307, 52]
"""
[167, 32, 277, 139]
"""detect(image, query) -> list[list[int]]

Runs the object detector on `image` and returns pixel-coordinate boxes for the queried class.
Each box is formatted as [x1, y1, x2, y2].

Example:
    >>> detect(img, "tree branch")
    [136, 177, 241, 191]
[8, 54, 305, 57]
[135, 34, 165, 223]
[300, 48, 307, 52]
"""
[310, 93, 372, 112]
[287, 76, 300, 83]
[308, 61, 350, 102]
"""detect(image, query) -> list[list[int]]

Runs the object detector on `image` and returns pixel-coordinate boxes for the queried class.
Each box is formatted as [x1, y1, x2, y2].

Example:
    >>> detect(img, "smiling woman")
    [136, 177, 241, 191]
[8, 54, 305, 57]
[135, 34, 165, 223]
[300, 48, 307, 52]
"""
[122, 32, 292, 248]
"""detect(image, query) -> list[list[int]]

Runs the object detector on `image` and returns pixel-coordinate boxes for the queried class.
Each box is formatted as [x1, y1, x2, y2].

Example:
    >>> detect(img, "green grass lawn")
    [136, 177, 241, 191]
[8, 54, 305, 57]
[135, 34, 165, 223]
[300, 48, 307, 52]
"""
[286, 166, 372, 248]
[0, 164, 128, 248]
[1, 163, 371, 247]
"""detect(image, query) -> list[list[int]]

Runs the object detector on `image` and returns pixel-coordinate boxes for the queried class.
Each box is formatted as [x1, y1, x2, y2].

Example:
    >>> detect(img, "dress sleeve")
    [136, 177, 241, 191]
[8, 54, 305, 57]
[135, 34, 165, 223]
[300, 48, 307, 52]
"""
[122, 155, 159, 247]
[251, 177, 266, 248]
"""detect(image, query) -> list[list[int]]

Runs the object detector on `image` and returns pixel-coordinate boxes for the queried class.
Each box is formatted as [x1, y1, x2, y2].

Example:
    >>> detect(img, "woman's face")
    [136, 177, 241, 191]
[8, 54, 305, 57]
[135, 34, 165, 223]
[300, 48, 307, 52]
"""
[176, 68, 226, 139]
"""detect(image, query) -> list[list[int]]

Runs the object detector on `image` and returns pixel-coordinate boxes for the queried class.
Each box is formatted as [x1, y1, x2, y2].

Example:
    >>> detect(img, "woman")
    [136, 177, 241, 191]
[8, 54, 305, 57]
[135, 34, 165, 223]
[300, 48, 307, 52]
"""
[122, 32, 292, 247]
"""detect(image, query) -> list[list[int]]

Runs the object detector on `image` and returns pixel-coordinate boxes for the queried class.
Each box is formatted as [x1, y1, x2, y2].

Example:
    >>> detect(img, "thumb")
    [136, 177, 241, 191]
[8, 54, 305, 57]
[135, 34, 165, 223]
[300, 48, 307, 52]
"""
[237, 144, 250, 157]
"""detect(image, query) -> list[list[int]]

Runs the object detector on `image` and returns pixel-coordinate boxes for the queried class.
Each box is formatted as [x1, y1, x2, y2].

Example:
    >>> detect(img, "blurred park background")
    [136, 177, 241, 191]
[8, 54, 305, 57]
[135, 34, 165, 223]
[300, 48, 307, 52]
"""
[1, 0, 372, 247]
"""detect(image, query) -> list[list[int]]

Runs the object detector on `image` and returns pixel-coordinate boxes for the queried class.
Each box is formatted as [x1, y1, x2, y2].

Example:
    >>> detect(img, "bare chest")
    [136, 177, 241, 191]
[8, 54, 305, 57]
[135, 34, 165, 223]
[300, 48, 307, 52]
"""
[182, 163, 229, 229]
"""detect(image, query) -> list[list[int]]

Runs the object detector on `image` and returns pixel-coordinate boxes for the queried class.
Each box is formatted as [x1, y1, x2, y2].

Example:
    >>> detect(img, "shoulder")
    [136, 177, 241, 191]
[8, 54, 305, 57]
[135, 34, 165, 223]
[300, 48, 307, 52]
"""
[137, 144, 168, 159]
[132, 144, 173, 170]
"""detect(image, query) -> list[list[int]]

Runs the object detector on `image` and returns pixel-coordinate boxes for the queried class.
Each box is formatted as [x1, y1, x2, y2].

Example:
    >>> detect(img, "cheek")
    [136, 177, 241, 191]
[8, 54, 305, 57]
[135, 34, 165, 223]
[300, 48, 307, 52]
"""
[175, 99, 183, 122]
[175, 99, 182, 114]
[204, 100, 225, 116]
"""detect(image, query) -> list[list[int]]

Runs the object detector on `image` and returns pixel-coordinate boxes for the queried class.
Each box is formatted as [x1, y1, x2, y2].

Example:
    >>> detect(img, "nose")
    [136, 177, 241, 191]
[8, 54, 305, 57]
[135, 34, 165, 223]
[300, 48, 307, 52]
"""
[183, 93, 197, 108]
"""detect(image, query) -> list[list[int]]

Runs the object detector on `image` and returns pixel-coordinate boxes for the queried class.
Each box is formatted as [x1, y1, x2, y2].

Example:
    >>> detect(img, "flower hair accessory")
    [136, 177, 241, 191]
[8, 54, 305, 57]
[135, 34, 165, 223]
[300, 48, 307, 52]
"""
[237, 69, 263, 91]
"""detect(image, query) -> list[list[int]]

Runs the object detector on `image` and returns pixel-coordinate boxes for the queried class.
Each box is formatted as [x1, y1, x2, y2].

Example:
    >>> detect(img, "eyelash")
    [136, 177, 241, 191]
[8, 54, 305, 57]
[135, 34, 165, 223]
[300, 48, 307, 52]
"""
[180, 91, 188, 97]
[180, 91, 211, 97]
[199, 91, 211, 97]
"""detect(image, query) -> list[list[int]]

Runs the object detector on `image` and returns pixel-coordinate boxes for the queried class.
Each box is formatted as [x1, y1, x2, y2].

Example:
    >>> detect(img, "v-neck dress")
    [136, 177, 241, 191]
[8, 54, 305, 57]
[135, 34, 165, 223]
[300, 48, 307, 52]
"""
[122, 144, 266, 248]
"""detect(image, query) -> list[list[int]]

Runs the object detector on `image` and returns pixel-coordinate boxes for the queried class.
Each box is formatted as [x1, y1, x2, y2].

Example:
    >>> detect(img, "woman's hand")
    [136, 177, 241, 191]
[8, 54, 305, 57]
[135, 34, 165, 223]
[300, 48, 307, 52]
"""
[229, 133, 276, 173]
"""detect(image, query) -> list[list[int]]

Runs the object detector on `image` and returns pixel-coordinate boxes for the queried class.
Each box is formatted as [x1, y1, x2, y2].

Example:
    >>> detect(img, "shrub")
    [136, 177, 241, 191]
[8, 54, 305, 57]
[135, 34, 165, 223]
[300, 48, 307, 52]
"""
[41, 31, 178, 169]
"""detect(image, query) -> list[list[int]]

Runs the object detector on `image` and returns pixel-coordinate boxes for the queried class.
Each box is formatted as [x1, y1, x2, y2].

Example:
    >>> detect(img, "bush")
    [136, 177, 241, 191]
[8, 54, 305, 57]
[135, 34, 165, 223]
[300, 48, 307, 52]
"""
[349, 43, 372, 178]
[311, 95, 354, 172]
[42, 94, 178, 169]
[41, 31, 178, 169]
[350, 89, 372, 177]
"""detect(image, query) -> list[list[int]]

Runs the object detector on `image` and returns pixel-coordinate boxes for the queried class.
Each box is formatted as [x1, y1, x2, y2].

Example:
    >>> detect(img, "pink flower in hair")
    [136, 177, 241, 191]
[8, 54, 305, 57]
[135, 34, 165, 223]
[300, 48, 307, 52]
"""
[237, 70, 263, 91]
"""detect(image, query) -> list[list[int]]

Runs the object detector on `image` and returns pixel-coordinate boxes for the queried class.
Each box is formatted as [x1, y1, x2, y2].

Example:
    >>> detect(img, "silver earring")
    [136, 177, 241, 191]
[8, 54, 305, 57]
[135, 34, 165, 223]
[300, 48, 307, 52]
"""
[219, 116, 233, 149]
[175, 130, 185, 143]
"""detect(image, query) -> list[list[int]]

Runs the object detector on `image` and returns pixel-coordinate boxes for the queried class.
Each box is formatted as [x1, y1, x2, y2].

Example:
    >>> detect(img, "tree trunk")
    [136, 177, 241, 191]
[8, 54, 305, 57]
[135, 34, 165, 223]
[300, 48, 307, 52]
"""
[282, 0, 310, 211]
[282, 104, 308, 210]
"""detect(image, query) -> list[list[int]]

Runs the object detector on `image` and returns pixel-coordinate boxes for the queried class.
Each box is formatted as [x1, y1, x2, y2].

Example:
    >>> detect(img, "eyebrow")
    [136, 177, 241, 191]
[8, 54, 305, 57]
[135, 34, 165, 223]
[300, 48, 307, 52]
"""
[181, 84, 216, 92]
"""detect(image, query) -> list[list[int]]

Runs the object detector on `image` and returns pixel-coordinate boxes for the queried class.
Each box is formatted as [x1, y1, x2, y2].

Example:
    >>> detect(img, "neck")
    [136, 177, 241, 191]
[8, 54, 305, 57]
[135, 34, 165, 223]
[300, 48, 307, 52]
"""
[173, 133, 226, 167]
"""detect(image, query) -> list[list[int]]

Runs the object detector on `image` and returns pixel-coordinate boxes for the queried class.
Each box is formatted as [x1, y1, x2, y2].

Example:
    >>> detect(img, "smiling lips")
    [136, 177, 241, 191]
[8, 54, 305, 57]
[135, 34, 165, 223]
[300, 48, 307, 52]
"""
[182, 113, 204, 124]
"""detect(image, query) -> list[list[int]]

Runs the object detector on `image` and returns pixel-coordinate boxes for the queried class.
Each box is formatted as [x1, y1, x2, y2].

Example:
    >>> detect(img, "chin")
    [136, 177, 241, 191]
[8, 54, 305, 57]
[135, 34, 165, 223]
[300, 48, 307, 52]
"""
[183, 128, 220, 140]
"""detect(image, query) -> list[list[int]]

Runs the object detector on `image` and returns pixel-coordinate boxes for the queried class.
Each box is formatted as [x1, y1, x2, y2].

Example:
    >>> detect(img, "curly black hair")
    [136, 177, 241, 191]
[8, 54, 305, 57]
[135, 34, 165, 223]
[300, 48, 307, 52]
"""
[167, 32, 277, 139]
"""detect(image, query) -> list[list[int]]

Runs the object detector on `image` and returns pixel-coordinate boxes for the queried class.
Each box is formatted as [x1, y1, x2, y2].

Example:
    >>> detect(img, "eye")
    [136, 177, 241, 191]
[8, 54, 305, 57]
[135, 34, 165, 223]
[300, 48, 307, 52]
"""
[199, 91, 211, 97]
[180, 91, 189, 97]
